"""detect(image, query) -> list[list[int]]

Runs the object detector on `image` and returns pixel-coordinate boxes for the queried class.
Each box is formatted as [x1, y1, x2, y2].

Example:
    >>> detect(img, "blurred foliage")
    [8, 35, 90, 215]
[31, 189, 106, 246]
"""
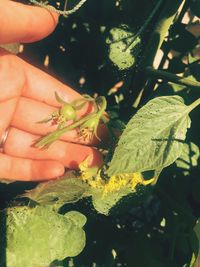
[0, 207, 86, 267]
[1, 0, 200, 266]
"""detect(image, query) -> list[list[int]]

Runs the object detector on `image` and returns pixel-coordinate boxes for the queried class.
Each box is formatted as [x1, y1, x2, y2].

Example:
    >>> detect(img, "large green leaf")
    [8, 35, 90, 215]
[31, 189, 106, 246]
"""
[22, 172, 90, 206]
[1, 206, 86, 267]
[108, 96, 191, 176]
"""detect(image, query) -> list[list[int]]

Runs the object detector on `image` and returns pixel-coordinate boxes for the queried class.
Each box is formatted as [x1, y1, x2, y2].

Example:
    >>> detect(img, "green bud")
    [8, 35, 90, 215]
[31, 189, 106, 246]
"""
[59, 104, 76, 121]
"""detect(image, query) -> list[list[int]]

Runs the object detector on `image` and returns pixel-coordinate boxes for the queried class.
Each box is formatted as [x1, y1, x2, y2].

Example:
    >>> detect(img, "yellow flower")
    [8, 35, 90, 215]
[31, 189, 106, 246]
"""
[102, 172, 154, 196]
[79, 157, 104, 189]
[79, 158, 155, 198]
[79, 157, 99, 181]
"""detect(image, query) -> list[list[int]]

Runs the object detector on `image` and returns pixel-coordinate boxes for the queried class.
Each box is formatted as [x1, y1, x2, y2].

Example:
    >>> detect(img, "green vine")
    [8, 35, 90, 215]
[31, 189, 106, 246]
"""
[29, 0, 88, 17]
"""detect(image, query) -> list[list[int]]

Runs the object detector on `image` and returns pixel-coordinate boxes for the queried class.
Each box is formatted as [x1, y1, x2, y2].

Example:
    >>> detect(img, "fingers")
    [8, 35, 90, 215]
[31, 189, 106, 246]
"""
[0, 51, 25, 102]
[0, 52, 23, 137]
[0, 51, 93, 116]
[4, 128, 103, 169]
[0, 153, 64, 181]
[20, 57, 85, 107]
[0, 98, 18, 136]
[11, 97, 108, 145]
[0, 0, 59, 44]
[0, 50, 79, 106]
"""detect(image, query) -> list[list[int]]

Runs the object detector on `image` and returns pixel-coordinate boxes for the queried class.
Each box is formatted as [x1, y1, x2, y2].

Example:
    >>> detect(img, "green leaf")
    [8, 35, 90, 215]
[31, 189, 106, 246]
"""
[106, 25, 141, 70]
[1, 206, 86, 267]
[22, 172, 133, 216]
[22, 172, 90, 206]
[170, 82, 186, 93]
[91, 187, 132, 215]
[108, 96, 191, 176]
[190, 253, 196, 267]
[64, 210, 87, 227]
[175, 141, 200, 170]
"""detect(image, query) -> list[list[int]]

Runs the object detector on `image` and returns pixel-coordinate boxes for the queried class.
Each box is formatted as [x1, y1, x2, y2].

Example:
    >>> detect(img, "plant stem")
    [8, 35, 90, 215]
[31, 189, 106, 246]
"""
[35, 112, 96, 148]
[145, 66, 200, 89]
[169, 216, 179, 261]
[30, 0, 88, 16]
[64, 0, 68, 11]
[132, 0, 184, 107]
[124, 0, 163, 51]
[96, 96, 107, 118]
[188, 98, 200, 112]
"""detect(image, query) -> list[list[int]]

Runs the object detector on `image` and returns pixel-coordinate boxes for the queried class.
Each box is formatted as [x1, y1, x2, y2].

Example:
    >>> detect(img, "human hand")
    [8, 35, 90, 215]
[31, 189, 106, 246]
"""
[0, 0, 105, 181]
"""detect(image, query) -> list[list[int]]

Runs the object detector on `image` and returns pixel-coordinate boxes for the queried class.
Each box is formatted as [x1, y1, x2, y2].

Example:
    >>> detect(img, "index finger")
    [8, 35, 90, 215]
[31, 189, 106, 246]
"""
[0, 0, 59, 44]
[21, 57, 94, 117]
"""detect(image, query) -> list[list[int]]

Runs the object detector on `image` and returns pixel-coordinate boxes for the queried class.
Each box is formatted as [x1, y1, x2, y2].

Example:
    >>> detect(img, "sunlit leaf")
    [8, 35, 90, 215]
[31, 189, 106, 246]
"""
[108, 96, 191, 176]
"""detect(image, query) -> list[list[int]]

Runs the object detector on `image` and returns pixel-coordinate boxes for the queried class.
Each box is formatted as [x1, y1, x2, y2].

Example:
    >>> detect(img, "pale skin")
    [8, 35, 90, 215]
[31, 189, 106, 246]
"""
[0, 0, 106, 181]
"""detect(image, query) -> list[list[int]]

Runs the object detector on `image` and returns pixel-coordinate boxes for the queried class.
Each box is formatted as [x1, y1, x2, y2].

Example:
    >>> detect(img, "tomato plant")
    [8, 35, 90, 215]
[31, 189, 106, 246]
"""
[1, 0, 200, 266]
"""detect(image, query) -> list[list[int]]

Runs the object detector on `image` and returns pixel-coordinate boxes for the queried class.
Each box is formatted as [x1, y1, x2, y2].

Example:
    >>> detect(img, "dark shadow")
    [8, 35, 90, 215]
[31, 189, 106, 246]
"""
[152, 137, 186, 143]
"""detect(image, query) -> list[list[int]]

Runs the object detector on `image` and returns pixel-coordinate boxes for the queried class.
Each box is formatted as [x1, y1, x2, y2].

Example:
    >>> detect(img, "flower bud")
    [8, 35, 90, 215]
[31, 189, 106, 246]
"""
[59, 104, 76, 121]
[80, 116, 100, 140]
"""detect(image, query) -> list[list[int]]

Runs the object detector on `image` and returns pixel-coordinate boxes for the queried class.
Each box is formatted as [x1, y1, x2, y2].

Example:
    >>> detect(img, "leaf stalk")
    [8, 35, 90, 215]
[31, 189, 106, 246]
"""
[188, 98, 200, 112]
[145, 66, 200, 89]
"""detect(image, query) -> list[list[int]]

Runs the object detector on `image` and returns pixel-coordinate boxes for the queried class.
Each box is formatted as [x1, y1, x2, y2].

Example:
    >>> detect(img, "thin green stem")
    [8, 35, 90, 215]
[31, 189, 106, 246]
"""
[145, 66, 200, 89]
[30, 0, 88, 16]
[169, 216, 179, 261]
[124, 0, 163, 51]
[96, 96, 107, 118]
[188, 98, 200, 112]
[35, 112, 97, 148]
[63, 0, 68, 11]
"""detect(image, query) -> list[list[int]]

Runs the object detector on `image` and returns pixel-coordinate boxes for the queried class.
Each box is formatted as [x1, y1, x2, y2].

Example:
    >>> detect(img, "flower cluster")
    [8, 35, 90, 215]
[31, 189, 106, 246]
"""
[79, 158, 155, 197]
[35, 93, 107, 148]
